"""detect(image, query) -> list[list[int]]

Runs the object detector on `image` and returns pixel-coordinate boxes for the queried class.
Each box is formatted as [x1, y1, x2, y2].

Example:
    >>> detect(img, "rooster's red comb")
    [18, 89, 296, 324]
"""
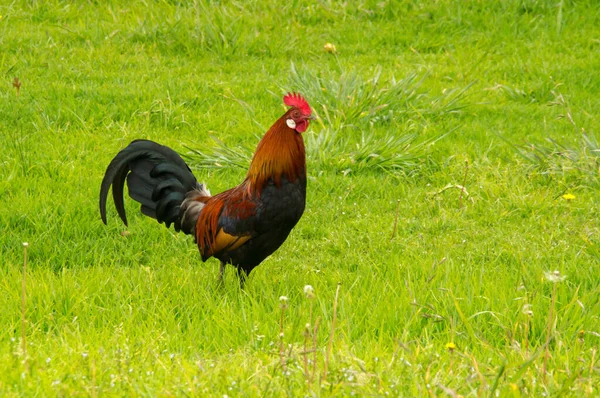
[283, 92, 311, 116]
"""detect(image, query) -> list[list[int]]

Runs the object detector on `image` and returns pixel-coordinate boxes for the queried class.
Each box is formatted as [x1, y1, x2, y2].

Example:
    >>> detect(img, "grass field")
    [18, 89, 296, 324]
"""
[1, 0, 600, 396]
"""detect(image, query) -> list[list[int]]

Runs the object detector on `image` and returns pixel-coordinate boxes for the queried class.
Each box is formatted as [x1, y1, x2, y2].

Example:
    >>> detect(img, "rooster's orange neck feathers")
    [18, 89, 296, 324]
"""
[245, 111, 306, 194]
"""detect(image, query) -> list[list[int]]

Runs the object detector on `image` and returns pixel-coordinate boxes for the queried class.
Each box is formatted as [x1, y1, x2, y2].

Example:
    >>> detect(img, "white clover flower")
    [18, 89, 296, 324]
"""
[544, 270, 566, 283]
[279, 296, 288, 303]
[303, 285, 315, 299]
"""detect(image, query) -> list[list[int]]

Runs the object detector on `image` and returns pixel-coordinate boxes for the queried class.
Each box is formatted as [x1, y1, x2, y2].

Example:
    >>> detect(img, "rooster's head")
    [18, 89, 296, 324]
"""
[283, 92, 313, 133]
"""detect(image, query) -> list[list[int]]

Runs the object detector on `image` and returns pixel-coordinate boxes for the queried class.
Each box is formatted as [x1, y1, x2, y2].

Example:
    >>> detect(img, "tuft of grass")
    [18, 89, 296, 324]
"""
[287, 63, 473, 131]
[510, 133, 599, 181]
[184, 126, 435, 176]
[503, 88, 599, 186]
[184, 65, 465, 175]
[183, 136, 253, 171]
[306, 126, 428, 175]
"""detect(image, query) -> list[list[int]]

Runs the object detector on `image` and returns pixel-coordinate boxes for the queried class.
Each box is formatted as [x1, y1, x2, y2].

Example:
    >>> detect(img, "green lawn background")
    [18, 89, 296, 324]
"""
[1, 1, 599, 396]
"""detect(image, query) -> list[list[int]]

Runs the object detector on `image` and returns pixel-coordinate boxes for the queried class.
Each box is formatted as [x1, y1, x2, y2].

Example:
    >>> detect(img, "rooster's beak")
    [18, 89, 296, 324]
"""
[306, 115, 316, 120]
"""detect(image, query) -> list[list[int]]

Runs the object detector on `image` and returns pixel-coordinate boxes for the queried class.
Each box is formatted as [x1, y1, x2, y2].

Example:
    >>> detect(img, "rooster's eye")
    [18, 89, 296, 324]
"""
[292, 111, 300, 118]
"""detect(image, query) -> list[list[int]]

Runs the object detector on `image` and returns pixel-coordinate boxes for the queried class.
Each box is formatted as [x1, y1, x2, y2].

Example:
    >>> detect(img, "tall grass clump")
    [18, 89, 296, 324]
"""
[505, 90, 599, 185]
[510, 133, 599, 182]
[184, 65, 471, 175]
[184, 126, 432, 176]
[287, 63, 472, 130]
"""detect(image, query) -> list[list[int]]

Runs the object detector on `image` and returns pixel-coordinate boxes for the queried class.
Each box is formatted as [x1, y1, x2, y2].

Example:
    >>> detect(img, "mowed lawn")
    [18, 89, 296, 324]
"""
[1, 0, 599, 396]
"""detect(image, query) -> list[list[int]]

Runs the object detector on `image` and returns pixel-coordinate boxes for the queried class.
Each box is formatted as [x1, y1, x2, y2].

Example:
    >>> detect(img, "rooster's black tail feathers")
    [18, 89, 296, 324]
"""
[99, 139, 203, 234]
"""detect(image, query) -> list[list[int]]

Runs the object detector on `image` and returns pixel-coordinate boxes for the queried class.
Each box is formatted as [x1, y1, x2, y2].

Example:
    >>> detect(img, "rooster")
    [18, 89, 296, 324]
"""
[99, 93, 313, 286]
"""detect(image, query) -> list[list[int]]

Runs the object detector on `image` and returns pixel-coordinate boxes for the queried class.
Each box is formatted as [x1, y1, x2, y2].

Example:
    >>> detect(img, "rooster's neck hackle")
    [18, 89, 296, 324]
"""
[246, 114, 306, 194]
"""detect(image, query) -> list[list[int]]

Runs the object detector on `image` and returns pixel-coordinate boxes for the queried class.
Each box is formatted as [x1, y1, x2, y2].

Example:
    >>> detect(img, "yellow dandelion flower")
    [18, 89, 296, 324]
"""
[562, 193, 576, 201]
[445, 342, 456, 350]
[509, 383, 518, 391]
[324, 43, 337, 53]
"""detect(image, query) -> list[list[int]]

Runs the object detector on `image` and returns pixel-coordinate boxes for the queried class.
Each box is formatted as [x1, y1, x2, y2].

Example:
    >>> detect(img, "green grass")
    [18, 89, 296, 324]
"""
[1, 0, 599, 396]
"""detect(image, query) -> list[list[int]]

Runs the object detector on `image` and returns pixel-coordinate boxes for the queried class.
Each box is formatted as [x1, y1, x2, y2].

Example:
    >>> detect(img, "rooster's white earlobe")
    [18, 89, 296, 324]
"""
[286, 119, 296, 129]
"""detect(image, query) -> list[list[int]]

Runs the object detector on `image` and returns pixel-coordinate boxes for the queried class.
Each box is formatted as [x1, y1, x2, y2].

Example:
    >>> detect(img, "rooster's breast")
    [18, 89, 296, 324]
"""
[255, 175, 306, 232]
[217, 175, 306, 274]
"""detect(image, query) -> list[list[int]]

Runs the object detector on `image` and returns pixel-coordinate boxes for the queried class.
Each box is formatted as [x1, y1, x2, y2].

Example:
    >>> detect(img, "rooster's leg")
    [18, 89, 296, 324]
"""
[218, 261, 226, 284]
